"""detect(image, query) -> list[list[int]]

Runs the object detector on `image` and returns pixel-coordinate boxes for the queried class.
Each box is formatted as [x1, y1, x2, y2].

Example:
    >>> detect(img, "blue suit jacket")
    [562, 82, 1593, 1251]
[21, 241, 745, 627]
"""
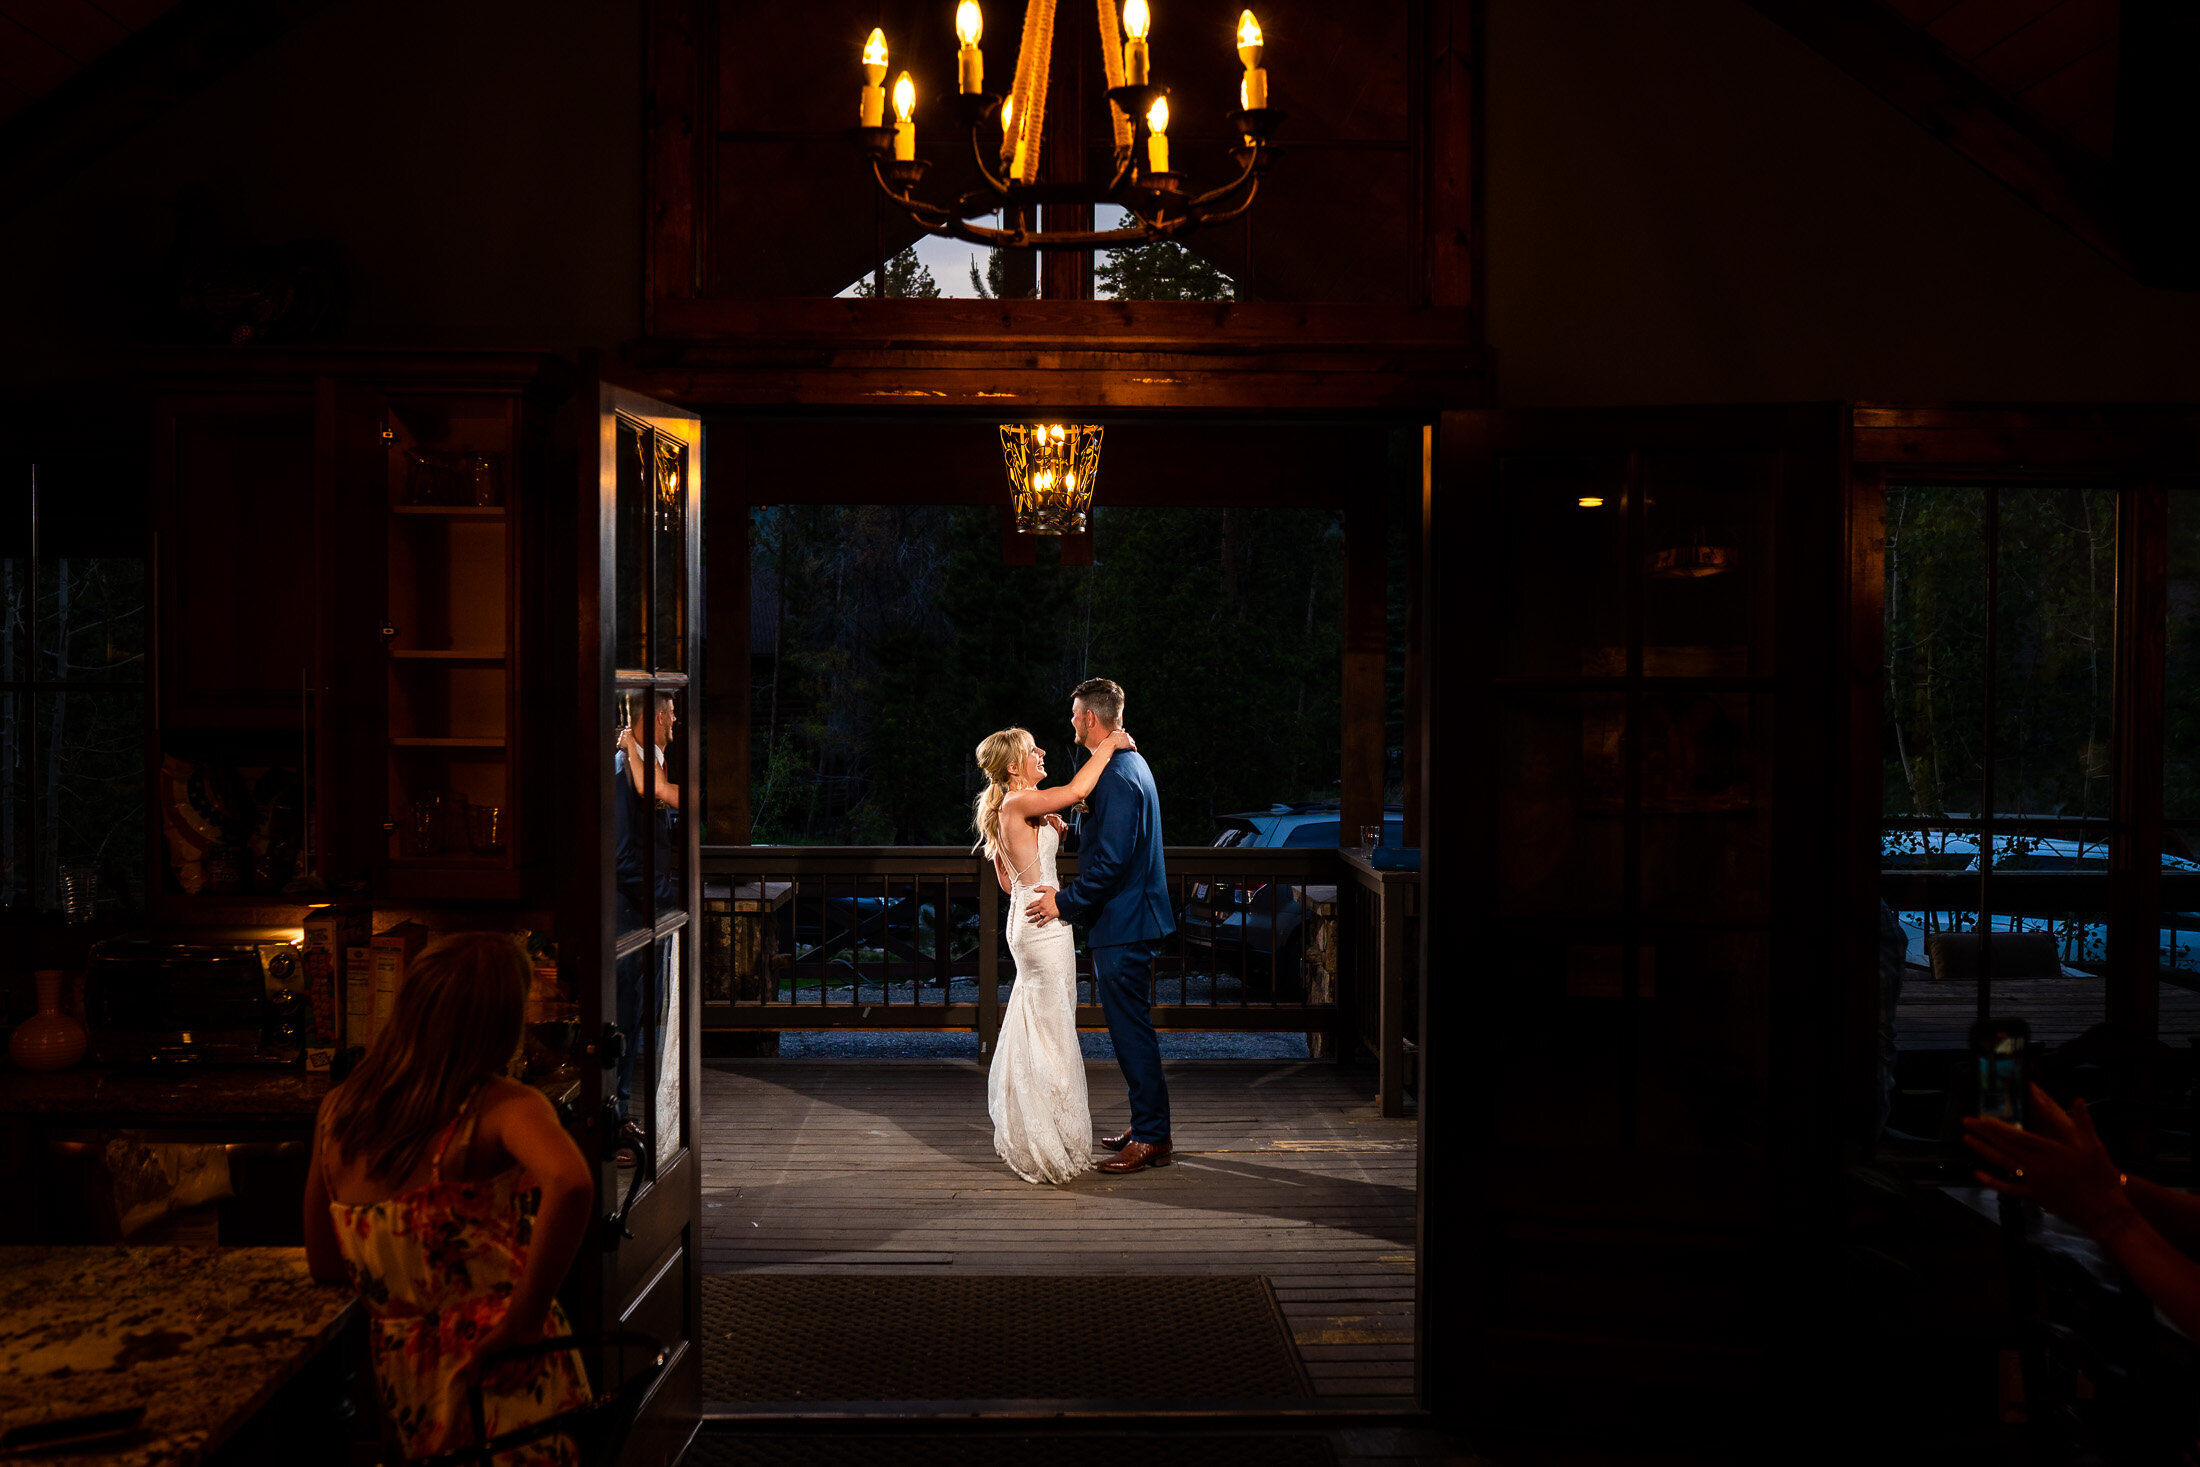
[1054, 750, 1174, 947]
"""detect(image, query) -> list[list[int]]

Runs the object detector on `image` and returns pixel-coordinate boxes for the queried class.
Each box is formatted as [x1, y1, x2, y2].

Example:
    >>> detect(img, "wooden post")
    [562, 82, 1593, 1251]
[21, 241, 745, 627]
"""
[703, 432, 750, 842]
[1403, 426, 1429, 848]
[1417, 408, 1487, 1419]
[2109, 485, 2168, 1041]
[1039, 13, 1093, 301]
[1342, 488, 1386, 844]
[1378, 872, 1408, 1118]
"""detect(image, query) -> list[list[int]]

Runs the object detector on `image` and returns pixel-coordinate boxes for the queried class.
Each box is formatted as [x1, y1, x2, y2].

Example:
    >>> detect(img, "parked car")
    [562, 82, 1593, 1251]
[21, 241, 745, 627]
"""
[1881, 828, 2200, 973]
[1181, 803, 1405, 977]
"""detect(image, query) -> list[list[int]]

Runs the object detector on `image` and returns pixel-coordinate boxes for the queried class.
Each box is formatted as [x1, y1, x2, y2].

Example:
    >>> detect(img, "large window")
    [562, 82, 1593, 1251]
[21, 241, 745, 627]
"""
[1, 458, 146, 917]
[1881, 482, 2184, 1069]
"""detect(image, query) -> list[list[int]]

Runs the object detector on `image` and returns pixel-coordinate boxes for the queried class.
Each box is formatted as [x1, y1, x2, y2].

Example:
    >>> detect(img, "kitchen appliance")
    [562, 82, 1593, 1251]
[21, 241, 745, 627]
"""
[83, 938, 308, 1067]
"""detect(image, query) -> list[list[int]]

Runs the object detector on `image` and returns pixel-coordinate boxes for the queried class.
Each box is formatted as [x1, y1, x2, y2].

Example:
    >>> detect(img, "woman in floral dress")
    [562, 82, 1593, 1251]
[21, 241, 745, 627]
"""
[303, 933, 594, 1463]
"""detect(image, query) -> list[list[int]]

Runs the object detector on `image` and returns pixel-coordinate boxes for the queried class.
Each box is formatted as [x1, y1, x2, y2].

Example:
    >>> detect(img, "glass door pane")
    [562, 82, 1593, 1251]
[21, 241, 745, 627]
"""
[653, 435, 688, 675]
[615, 416, 650, 672]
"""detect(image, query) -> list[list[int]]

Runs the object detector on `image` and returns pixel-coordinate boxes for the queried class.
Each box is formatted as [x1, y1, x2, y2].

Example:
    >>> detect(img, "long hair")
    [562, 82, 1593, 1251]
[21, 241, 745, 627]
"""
[971, 727, 1036, 860]
[322, 931, 531, 1184]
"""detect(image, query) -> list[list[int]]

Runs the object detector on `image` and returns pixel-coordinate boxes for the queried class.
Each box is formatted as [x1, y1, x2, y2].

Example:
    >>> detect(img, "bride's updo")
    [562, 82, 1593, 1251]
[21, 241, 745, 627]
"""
[972, 727, 1035, 859]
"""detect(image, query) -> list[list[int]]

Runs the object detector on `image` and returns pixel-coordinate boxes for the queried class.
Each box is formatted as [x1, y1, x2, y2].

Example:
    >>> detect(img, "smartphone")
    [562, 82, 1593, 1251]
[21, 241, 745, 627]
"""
[1972, 1017, 2031, 1128]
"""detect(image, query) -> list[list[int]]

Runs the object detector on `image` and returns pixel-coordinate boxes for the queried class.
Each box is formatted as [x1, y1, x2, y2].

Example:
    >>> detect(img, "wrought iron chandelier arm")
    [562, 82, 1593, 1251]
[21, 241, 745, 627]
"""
[967, 118, 1013, 198]
[868, 158, 960, 224]
[926, 216, 1165, 250]
[1183, 145, 1264, 211]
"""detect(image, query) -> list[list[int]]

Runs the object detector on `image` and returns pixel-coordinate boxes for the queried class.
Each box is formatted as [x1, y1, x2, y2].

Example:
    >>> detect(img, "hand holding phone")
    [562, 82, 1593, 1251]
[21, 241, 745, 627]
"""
[1972, 1016, 2030, 1130]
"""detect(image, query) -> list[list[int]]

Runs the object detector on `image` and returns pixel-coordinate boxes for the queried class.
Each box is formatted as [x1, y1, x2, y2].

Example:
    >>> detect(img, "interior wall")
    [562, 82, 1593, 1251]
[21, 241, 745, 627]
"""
[1483, 0, 2200, 405]
[0, 0, 641, 386]
[3, 0, 2196, 406]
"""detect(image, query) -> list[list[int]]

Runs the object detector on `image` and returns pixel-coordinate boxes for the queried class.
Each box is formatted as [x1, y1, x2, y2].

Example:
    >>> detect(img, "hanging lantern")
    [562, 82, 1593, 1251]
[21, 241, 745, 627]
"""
[999, 424, 1103, 534]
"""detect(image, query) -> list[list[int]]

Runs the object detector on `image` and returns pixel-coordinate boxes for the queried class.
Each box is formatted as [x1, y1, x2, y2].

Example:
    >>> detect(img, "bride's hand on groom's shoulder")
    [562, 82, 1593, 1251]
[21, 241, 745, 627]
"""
[1106, 728, 1136, 752]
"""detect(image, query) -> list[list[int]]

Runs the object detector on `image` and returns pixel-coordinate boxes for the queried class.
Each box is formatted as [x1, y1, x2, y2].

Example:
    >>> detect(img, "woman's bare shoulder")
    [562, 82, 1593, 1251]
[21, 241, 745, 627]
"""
[479, 1077, 551, 1122]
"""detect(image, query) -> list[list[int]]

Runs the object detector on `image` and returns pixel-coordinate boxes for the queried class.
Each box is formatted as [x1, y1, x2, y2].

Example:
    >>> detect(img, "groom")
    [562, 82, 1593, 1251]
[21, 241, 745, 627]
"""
[1025, 677, 1174, 1173]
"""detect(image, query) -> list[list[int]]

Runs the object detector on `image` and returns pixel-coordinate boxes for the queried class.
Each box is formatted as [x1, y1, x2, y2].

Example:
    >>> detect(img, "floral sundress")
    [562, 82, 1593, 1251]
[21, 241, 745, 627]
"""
[325, 1094, 591, 1464]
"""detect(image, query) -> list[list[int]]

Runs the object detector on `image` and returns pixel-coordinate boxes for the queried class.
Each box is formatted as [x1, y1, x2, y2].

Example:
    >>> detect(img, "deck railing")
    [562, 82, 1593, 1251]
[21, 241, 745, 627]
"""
[1341, 851, 1419, 1117]
[700, 846, 1349, 1057]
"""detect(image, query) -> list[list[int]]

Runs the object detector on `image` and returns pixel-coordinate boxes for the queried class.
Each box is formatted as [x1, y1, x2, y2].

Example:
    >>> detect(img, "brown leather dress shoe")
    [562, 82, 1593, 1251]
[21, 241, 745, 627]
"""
[1098, 1139, 1171, 1174]
[1099, 1128, 1133, 1153]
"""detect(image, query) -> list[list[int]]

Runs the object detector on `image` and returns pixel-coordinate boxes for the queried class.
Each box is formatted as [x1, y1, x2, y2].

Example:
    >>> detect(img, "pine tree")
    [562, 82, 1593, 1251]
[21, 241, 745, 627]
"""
[1096, 241, 1235, 301]
[852, 247, 942, 299]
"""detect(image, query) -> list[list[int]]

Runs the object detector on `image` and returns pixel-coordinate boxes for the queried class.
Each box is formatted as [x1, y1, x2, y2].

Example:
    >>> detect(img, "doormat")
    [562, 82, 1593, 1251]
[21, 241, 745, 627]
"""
[701, 1274, 1312, 1402]
[683, 1433, 1337, 1467]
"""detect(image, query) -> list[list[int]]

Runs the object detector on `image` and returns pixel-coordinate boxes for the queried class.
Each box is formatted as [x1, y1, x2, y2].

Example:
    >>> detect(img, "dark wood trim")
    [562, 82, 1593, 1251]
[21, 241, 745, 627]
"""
[638, 297, 1480, 352]
[2110, 484, 2170, 1038]
[1741, 0, 2133, 275]
[702, 435, 749, 842]
[1850, 405, 2200, 475]
[637, 362, 1482, 414]
[1418, 0, 1479, 317]
[1402, 427, 1427, 849]
[1842, 462, 1886, 1154]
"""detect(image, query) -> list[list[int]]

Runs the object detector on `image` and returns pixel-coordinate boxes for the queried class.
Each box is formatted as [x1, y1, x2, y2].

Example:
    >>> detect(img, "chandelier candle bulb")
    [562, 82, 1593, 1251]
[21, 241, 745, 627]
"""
[956, 2, 984, 94]
[1122, 0, 1151, 85]
[861, 27, 889, 127]
[1146, 95, 1169, 173]
[1237, 11, 1266, 109]
[892, 71, 916, 160]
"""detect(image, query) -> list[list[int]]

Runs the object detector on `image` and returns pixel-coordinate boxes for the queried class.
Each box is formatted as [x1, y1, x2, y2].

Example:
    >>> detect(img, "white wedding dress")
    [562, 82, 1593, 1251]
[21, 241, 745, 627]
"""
[990, 822, 1094, 1184]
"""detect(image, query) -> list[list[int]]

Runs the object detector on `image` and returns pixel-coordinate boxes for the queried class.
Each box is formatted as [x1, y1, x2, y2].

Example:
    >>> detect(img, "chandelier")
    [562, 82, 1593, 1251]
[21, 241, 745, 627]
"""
[854, 0, 1279, 253]
[1001, 424, 1104, 533]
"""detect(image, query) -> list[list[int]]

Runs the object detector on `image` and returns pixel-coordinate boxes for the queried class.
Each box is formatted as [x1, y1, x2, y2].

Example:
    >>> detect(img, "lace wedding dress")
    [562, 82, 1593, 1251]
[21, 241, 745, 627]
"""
[990, 822, 1094, 1184]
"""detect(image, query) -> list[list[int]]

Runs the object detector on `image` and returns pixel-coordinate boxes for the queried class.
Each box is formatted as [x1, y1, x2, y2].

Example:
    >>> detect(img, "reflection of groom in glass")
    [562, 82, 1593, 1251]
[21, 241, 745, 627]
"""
[614, 692, 680, 1161]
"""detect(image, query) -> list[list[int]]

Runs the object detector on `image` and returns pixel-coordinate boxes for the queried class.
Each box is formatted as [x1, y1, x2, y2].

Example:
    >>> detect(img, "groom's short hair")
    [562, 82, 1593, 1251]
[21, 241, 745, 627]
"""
[1072, 678, 1125, 727]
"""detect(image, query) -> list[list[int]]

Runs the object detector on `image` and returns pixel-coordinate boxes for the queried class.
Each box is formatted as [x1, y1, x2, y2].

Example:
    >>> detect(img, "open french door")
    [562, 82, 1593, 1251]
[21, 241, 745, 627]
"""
[566, 382, 704, 1463]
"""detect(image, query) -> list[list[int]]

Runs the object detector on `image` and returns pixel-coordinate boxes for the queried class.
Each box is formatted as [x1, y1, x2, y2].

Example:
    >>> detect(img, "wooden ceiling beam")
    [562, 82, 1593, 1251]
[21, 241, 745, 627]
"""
[1743, 0, 2135, 276]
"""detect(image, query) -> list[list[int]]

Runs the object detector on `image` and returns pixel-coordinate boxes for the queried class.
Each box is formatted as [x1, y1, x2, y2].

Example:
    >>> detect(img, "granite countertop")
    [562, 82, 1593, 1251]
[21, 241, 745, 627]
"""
[0, 1067, 331, 1121]
[0, 1246, 357, 1465]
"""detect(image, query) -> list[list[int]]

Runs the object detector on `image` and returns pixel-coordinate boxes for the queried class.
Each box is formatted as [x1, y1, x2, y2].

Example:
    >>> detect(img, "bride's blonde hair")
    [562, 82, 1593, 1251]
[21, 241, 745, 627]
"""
[971, 727, 1036, 859]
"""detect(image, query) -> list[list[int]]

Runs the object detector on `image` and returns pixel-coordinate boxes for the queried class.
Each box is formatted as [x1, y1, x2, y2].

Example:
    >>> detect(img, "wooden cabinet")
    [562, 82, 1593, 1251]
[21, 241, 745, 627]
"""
[154, 397, 319, 729]
[149, 353, 567, 908]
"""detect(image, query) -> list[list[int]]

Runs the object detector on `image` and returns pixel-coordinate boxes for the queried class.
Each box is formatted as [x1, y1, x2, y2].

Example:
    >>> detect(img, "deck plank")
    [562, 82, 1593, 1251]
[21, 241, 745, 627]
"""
[699, 1058, 1419, 1399]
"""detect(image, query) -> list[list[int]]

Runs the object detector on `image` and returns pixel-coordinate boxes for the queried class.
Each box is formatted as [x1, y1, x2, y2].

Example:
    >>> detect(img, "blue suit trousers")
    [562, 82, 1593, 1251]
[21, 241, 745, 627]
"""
[1092, 939, 1170, 1142]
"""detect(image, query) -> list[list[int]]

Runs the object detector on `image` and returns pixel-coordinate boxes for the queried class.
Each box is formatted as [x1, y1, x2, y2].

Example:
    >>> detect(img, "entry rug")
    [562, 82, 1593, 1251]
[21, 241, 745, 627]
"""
[701, 1274, 1312, 1402]
[684, 1432, 1337, 1467]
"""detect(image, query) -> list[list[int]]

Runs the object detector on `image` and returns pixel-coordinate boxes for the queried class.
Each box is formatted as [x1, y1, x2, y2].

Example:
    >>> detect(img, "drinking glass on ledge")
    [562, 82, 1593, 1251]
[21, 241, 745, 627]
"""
[1358, 824, 1383, 856]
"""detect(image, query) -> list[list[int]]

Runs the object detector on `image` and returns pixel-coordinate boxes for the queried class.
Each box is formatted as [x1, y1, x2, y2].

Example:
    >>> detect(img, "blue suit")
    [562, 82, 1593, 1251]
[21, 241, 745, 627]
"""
[1054, 750, 1173, 1141]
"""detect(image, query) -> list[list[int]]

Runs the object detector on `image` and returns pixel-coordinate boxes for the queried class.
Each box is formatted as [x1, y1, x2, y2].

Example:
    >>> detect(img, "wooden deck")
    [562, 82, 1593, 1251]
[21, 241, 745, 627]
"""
[1896, 974, 2200, 1047]
[699, 1058, 1419, 1401]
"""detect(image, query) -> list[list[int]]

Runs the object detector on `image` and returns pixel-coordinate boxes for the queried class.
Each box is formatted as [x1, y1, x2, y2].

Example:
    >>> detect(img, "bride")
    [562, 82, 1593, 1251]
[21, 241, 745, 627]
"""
[972, 723, 1136, 1184]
